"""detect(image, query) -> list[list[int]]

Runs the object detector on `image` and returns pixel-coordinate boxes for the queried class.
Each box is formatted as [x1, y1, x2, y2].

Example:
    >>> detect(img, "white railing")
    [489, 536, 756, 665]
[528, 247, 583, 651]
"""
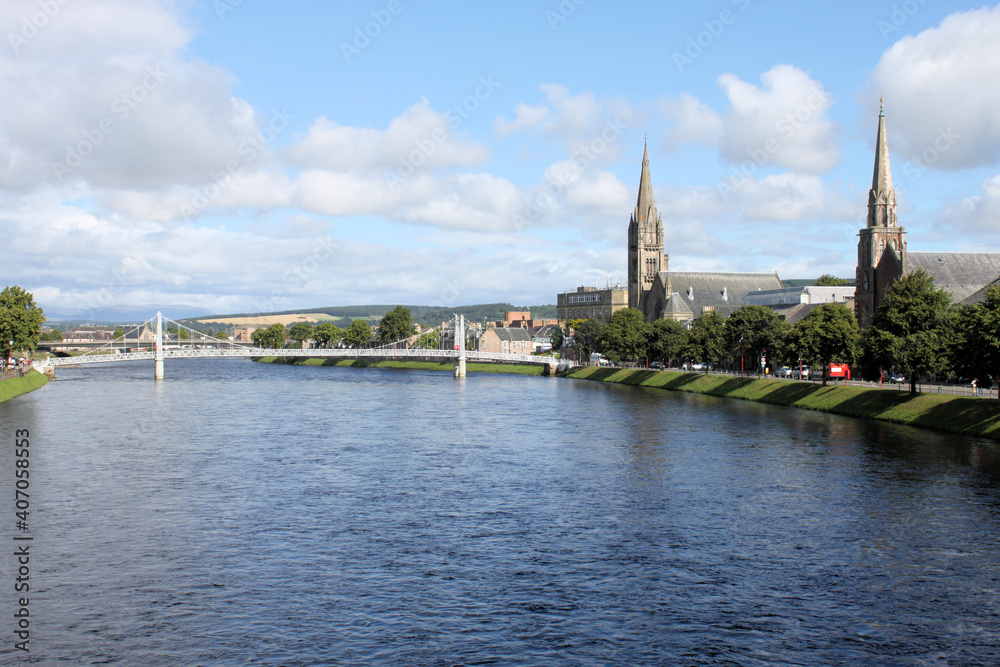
[46, 347, 562, 367]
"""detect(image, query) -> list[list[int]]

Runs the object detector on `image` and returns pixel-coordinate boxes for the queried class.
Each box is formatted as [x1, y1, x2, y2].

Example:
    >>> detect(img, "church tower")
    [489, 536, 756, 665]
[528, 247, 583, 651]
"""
[856, 100, 906, 328]
[628, 143, 665, 312]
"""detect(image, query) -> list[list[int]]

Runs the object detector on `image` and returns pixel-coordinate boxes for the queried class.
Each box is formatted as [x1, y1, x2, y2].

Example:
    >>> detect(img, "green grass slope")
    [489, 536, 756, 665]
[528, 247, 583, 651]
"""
[0, 371, 49, 403]
[564, 367, 1000, 439]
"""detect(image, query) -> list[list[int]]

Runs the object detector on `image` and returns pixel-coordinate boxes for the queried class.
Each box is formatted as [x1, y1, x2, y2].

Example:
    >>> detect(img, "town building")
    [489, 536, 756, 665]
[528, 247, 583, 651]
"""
[478, 327, 534, 355]
[557, 285, 628, 322]
[743, 286, 854, 324]
[854, 102, 1000, 327]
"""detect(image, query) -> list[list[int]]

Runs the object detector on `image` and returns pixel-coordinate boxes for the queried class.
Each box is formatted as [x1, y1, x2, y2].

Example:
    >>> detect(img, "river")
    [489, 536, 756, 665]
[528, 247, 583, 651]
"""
[1, 359, 999, 665]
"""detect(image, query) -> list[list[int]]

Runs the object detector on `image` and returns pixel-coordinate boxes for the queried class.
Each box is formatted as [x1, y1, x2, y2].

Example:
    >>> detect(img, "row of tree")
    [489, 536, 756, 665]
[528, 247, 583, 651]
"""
[248, 306, 418, 349]
[557, 270, 1000, 392]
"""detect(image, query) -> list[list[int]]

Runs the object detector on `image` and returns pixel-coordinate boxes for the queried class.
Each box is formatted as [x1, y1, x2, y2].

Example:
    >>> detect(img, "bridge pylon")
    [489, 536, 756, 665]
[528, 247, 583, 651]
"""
[453, 314, 466, 378]
[155, 311, 164, 380]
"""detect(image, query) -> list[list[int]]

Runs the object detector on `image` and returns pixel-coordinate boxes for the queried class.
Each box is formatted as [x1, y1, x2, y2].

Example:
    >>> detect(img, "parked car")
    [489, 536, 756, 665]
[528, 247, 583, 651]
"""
[650, 361, 663, 369]
[777, 366, 792, 378]
[791, 366, 810, 380]
[890, 372, 906, 384]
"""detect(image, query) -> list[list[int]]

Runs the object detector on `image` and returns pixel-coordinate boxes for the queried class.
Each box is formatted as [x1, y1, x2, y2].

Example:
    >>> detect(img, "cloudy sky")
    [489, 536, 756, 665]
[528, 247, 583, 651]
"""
[3, 0, 999, 317]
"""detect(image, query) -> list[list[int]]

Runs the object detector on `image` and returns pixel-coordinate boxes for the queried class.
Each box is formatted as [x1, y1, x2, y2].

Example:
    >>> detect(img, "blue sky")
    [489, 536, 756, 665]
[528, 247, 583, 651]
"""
[3, 0, 1000, 316]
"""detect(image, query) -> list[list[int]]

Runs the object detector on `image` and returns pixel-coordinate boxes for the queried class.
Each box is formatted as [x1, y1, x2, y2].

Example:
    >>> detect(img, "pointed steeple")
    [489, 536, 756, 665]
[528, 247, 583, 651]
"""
[871, 97, 892, 195]
[636, 141, 655, 223]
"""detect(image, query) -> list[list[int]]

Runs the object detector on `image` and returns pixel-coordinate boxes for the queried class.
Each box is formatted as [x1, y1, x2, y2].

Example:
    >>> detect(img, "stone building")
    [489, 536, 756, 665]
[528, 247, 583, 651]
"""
[627, 144, 782, 323]
[855, 103, 1000, 327]
[556, 285, 628, 322]
[478, 327, 533, 355]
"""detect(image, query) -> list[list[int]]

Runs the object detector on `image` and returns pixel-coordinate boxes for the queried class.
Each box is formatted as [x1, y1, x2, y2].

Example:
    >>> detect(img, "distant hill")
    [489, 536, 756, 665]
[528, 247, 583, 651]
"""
[188, 303, 558, 329]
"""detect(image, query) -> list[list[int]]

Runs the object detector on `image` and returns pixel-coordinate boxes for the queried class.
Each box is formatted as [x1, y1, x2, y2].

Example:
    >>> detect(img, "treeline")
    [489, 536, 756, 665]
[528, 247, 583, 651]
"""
[190, 303, 557, 329]
[560, 270, 999, 392]
[248, 306, 425, 350]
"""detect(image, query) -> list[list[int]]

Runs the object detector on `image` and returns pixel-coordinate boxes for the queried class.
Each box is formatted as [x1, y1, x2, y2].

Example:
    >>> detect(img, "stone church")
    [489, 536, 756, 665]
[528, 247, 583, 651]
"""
[628, 144, 783, 322]
[854, 103, 1000, 327]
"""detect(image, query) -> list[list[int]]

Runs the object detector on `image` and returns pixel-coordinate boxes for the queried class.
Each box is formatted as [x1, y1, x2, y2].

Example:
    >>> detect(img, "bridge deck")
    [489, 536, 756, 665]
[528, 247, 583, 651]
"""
[44, 347, 563, 367]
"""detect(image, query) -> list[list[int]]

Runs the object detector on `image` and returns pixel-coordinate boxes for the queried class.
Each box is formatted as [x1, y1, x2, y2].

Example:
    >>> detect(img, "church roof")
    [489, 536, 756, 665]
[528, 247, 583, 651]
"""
[634, 142, 657, 226]
[908, 251, 1000, 304]
[662, 292, 694, 317]
[664, 271, 784, 318]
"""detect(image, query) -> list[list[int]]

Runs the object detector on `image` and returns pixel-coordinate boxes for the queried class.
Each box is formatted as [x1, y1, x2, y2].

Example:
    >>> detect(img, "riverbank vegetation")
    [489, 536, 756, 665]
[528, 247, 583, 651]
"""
[563, 366, 1000, 439]
[253, 357, 547, 375]
[0, 370, 48, 403]
[563, 271, 1000, 392]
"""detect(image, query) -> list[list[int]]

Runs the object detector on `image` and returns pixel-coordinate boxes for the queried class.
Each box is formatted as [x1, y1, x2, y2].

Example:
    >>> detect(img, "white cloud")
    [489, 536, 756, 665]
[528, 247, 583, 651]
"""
[942, 174, 1000, 242]
[868, 5, 1000, 170]
[661, 65, 838, 173]
[285, 99, 490, 172]
[0, 0, 269, 192]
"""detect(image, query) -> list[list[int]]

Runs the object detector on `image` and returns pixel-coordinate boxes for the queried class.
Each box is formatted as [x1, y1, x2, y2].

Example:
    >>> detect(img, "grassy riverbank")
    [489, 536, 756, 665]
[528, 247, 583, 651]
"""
[0, 370, 49, 403]
[253, 357, 548, 375]
[564, 367, 1000, 440]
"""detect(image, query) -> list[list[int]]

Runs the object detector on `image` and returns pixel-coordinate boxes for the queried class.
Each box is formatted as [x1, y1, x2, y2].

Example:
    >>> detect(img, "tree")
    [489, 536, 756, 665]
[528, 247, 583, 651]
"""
[681, 311, 726, 370]
[950, 285, 1000, 386]
[288, 323, 314, 344]
[647, 318, 688, 366]
[378, 306, 414, 345]
[312, 322, 343, 348]
[40, 329, 63, 341]
[573, 319, 605, 363]
[251, 323, 287, 349]
[112, 327, 125, 339]
[213, 329, 229, 341]
[550, 325, 565, 352]
[417, 328, 439, 349]
[784, 303, 859, 384]
[600, 308, 650, 363]
[724, 306, 787, 374]
[0, 286, 45, 355]
[816, 274, 848, 286]
[343, 319, 373, 348]
[858, 326, 897, 382]
[871, 269, 954, 393]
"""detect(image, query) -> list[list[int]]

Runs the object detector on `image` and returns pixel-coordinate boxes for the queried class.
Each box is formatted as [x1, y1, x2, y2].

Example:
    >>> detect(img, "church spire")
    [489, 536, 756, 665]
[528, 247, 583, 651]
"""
[636, 140, 655, 221]
[871, 97, 893, 196]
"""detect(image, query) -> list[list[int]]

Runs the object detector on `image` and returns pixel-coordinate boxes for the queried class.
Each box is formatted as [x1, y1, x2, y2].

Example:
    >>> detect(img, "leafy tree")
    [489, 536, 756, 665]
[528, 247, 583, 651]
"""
[213, 330, 229, 341]
[784, 303, 859, 384]
[41, 329, 63, 341]
[343, 319, 373, 348]
[573, 318, 605, 363]
[647, 318, 688, 366]
[816, 274, 848, 286]
[288, 322, 314, 344]
[378, 306, 414, 344]
[600, 308, 650, 363]
[872, 269, 954, 393]
[724, 306, 787, 374]
[550, 325, 564, 352]
[251, 323, 287, 349]
[0, 286, 45, 355]
[112, 327, 125, 338]
[417, 328, 440, 349]
[312, 322, 343, 348]
[950, 285, 1000, 385]
[858, 326, 897, 382]
[681, 311, 726, 370]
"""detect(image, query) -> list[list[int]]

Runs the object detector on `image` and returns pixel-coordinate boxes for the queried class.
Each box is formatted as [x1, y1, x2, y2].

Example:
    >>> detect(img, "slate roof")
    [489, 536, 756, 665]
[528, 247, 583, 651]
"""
[663, 271, 784, 318]
[908, 252, 1000, 304]
[662, 292, 694, 317]
[492, 327, 532, 342]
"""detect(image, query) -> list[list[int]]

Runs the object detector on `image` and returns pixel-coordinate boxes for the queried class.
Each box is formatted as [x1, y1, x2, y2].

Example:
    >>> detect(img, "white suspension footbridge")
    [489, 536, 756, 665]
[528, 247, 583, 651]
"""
[38, 313, 569, 379]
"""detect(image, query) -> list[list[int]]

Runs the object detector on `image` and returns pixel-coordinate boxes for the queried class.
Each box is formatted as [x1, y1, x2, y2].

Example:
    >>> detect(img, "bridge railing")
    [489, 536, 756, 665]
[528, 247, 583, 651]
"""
[45, 347, 567, 367]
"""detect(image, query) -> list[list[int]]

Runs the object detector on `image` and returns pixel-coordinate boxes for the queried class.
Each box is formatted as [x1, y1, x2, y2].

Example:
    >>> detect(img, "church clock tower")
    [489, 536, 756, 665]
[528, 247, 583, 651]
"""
[628, 143, 665, 312]
[856, 101, 906, 328]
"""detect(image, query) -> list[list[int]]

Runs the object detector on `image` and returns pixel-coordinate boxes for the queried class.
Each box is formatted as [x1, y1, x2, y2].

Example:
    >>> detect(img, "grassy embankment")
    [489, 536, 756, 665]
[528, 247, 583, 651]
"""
[253, 357, 548, 375]
[564, 366, 1000, 440]
[0, 371, 49, 403]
